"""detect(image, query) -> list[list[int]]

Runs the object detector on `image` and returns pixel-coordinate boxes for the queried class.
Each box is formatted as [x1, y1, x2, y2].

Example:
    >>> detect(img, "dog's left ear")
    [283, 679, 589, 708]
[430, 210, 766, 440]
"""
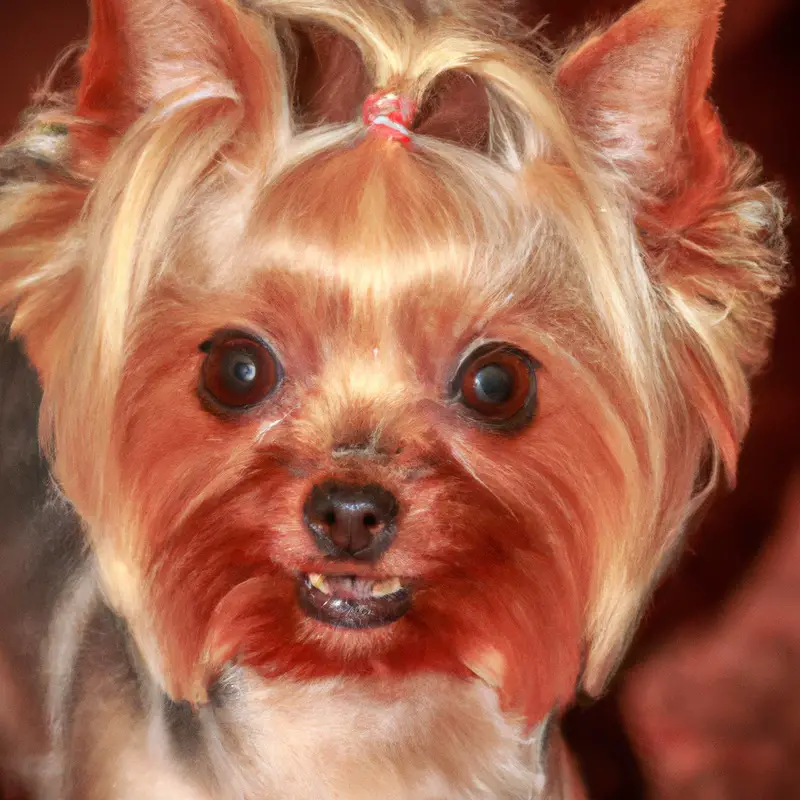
[557, 0, 726, 232]
[558, 0, 786, 698]
[557, 0, 785, 473]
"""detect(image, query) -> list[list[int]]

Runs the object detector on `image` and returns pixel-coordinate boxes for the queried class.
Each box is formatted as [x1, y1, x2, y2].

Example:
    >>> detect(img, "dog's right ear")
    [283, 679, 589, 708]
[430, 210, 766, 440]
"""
[0, 0, 283, 350]
[0, 1, 291, 474]
[74, 0, 284, 163]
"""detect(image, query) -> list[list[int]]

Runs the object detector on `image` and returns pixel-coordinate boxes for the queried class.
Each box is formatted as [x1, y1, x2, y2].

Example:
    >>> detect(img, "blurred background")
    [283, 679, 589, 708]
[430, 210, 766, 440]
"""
[0, 0, 797, 797]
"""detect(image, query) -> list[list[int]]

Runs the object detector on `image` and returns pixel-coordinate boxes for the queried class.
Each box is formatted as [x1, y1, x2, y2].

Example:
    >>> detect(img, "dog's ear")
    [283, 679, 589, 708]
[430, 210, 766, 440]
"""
[559, 0, 786, 696]
[2, 0, 285, 347]
[75, 0, 282, 159]
[557, 0, 726, 227]
[0, 1, 290, 505]
[558, 0, 785, 467]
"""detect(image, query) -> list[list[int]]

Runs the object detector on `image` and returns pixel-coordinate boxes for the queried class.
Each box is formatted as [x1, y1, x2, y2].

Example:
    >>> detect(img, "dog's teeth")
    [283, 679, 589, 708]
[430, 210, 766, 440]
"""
[371, 578, 402, 597]
[308, 573, 330, 594]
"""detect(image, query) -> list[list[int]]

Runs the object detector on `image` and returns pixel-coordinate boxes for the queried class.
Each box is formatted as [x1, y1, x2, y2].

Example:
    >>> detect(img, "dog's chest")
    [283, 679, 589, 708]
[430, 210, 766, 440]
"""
[153, 670, 551, 799]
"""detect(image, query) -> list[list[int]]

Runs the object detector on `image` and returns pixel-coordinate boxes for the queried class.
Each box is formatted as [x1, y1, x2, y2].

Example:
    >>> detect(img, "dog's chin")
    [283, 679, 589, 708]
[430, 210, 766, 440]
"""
[296, 572, 412, 629]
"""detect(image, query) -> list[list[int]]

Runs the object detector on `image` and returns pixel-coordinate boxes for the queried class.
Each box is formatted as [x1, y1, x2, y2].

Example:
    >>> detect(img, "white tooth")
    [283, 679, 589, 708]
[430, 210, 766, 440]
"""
[371, 578, 402, 598]
[308, 573, 330, 594]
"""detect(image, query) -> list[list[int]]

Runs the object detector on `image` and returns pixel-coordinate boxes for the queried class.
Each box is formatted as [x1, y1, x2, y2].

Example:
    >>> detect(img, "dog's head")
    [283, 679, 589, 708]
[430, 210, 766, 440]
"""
[0, 0, 785, 725]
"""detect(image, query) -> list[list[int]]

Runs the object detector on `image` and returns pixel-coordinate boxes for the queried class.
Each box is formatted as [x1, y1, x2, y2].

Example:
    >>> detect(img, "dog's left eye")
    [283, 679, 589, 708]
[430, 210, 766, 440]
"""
[199, 331, 281, 413]
[452, 343, 538, 430]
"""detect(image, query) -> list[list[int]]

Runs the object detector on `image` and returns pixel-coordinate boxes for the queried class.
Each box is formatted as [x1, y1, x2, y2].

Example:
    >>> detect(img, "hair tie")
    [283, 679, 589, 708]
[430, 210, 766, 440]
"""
[362, 91, 416, 145]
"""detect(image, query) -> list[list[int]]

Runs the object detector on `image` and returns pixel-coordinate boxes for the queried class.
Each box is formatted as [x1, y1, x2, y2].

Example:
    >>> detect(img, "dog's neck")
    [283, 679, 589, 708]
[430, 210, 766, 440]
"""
[164, 668, 553, 798]
[45, 567, 567, 799]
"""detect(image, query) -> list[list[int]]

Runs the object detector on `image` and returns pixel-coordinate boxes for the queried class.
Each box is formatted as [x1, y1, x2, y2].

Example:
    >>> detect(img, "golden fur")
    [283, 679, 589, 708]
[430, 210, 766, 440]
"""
[0, 0, 786, 796]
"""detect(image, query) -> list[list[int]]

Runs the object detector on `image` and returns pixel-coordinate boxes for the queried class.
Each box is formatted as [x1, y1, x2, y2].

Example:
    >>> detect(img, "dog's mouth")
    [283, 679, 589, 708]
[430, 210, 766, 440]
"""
[296, 572, 412, 629]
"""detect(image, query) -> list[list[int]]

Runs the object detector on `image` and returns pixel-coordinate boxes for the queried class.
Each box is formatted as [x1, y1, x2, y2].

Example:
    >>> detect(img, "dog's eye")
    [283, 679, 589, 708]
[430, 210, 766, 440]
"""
[452, 343, 537, 430]
[199, 331, 281, 412]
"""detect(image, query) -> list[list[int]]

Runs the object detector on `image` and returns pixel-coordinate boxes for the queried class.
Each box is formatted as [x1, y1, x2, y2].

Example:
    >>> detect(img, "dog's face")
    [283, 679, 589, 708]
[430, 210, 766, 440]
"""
[1, 0, 784, 727]
[114, 224, 596, 720]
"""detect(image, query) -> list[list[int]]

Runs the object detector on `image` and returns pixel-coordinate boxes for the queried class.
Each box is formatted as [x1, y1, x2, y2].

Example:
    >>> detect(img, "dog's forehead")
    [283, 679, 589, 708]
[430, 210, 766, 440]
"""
[214, 222, 543, 345]
[185, 147, 587, 361]
[215, 139, 555, 300]
[239, 265, 508, 355]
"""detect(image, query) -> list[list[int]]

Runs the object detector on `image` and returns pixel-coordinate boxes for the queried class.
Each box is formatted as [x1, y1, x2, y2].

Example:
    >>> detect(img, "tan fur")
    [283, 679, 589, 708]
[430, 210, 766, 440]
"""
[0, 0, 786, 796]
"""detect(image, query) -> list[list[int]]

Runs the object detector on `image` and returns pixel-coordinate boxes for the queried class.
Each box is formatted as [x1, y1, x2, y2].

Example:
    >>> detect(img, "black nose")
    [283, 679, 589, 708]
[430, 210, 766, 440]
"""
[303, 481, 399, 561]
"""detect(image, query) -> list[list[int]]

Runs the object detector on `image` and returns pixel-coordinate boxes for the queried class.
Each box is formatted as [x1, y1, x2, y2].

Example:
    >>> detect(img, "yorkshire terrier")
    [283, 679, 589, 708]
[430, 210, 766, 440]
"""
[0, 0, 787, 796]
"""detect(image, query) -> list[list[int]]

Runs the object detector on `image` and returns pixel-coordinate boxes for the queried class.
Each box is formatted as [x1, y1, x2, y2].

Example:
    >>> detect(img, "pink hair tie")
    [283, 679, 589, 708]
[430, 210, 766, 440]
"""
[362, 91, 416, 145]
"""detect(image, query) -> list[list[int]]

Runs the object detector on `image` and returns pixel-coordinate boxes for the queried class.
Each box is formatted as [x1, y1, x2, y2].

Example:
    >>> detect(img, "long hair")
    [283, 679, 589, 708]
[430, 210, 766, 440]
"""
[0, 0, 787, 702]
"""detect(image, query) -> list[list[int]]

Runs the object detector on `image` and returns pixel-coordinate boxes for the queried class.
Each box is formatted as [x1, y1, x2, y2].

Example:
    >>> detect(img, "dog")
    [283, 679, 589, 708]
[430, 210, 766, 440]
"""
[0, 0, 787, 796]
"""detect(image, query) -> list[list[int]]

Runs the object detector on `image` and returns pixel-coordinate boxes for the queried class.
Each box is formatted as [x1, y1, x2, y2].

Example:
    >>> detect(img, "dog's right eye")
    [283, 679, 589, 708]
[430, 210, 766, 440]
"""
[199, 331, 281, 413]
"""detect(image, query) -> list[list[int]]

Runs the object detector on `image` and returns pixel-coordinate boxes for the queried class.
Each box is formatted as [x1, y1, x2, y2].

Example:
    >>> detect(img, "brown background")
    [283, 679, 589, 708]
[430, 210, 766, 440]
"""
[0, 1, 798, 797]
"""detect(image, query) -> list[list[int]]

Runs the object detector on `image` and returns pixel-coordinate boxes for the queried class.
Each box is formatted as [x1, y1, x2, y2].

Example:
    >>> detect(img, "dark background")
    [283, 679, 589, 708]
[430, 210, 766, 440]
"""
[0, 1, 798, 797]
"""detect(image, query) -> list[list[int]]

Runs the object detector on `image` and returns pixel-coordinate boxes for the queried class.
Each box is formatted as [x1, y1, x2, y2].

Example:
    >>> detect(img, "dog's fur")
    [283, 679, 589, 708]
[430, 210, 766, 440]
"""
[0, 0, 787, 796]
